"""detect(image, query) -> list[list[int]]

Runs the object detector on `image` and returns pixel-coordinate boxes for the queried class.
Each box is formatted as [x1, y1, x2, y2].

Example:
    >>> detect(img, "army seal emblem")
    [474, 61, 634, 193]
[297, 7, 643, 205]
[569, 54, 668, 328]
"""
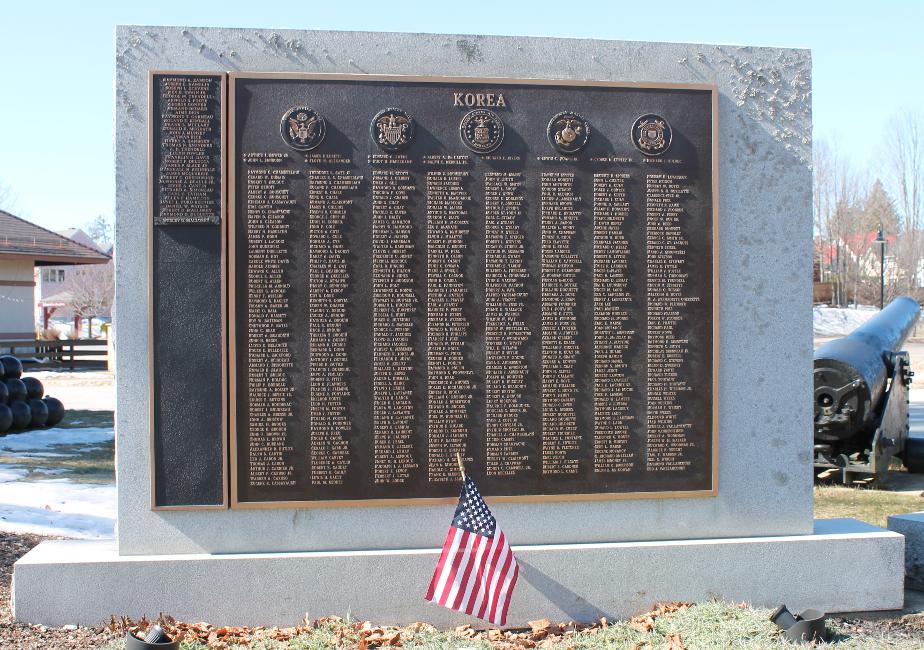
[547, 111, 590, 154]
[371, 108, 415, 152]
[280, 106, 326, 151]
[459, 109, 504, 154]
[632, 113, 672, 156]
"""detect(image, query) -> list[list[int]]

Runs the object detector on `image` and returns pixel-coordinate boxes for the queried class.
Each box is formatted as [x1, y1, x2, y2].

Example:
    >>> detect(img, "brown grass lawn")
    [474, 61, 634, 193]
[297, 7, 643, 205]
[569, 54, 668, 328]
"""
[815, 485, 924, 527]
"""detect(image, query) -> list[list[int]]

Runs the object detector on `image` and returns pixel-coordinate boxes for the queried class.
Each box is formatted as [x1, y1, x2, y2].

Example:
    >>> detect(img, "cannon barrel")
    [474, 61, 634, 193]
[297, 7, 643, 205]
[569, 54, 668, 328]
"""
[814, 296, 920, 441]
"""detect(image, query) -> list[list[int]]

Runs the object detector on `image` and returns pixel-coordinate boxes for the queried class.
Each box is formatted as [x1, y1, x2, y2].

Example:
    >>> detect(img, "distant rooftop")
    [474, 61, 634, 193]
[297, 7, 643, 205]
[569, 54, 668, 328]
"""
[0, 210, 110, 266]
[55, 227, 106, 253]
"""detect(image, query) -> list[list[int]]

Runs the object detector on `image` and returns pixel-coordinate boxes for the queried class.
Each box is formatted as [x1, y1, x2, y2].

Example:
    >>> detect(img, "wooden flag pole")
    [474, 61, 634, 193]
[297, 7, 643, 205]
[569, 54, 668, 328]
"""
[456, 452, 466, 481]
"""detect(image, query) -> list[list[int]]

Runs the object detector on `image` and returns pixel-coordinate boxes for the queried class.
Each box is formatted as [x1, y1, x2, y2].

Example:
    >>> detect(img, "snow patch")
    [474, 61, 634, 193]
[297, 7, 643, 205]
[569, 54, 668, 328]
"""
[813, 306, 878, 338]
[0, 426, 115, 539]
[0, 427, 112, 453]
[0, 480, 115, 539]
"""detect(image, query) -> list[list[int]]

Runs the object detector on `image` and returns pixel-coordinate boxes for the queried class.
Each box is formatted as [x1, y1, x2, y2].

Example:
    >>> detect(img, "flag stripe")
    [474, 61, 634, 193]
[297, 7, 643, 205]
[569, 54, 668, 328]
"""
[440, 531, 475, 607]
[467, 532, 501, 616]
[447, 534, 478, 609]
[460, 534, 491, 613]
[476, 532, 507, 619]
[498, 563, 519, 625]
[430, 528, 467, 606]
[483, 531, 510, 620]
[452, 534, 486, 611]
[488, 540, 515, 624]
[425, 528, 459, 601]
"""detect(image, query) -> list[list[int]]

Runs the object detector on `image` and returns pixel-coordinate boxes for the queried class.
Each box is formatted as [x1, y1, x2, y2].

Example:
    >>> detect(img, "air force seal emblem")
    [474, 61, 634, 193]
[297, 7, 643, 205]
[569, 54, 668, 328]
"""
[632, 114, 672, 156]
[371, 108, 414, 152]
[459, 109, 504, 154]
[280, 106, 326, 151]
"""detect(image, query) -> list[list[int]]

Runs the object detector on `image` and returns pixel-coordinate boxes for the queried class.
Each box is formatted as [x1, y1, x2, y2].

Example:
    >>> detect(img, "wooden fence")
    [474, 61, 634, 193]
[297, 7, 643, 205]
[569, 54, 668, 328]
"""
[0, 339, 109, 370]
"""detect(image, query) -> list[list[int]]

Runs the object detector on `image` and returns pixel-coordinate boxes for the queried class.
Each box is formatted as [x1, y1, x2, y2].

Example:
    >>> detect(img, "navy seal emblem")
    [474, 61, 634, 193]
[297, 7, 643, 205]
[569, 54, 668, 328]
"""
[459, 109, 504, 154]
[632, 114, 672, 156]
[280, 106, 326, 151]
[547, 111, 590, 154]
[371, 108, 414, 152]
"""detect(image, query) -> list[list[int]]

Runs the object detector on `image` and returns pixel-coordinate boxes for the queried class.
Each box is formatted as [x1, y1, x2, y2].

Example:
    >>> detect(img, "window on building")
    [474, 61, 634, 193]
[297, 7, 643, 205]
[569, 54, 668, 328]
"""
[41, 268, 65, 283]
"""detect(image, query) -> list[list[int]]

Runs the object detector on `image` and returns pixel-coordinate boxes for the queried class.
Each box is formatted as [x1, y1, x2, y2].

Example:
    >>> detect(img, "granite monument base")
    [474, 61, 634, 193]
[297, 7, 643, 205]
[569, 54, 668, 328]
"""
[12, 519, 903, 627]
[888, 511, 924, 590]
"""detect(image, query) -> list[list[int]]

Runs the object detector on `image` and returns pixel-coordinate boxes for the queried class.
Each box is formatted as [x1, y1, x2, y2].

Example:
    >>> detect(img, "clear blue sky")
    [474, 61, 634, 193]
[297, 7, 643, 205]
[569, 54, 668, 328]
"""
[1, 1, 921, 231]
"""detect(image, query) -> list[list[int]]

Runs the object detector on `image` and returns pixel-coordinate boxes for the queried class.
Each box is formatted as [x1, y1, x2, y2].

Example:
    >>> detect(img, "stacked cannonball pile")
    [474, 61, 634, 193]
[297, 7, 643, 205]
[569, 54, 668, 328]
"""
[0, 355, 65, 434]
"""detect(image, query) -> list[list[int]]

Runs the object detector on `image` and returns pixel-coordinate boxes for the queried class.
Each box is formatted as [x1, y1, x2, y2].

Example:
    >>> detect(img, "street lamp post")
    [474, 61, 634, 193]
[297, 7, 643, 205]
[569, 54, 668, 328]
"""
[875, 225, 886, 310]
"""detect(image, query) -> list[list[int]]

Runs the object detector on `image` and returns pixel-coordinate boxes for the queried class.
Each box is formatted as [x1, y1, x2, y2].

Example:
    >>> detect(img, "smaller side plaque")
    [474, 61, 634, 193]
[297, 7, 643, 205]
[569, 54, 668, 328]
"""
[151, 72, 224, 225]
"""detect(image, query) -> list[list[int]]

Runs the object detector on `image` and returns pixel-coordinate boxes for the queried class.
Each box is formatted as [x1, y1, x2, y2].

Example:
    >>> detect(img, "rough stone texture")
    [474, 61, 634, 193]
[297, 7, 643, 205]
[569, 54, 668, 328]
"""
[12, 520, 902, 627]
[888, 512, 924, 590]
[114, 26, 814, 556]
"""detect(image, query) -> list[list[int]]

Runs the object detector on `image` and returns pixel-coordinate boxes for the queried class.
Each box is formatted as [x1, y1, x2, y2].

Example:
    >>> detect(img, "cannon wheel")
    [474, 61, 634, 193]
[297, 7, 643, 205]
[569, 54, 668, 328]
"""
[904, 438, 924, 474]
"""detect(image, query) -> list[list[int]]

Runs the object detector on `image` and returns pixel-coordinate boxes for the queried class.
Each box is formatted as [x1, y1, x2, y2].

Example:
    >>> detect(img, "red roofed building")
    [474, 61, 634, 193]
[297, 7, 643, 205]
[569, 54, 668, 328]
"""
[0, 210, 110, 343]
[815, 230, 899, 305]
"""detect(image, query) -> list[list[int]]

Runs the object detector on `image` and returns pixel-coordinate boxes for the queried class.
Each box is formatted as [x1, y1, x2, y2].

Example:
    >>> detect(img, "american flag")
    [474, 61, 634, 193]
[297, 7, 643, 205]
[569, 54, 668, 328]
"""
[425, 476, 519, 626]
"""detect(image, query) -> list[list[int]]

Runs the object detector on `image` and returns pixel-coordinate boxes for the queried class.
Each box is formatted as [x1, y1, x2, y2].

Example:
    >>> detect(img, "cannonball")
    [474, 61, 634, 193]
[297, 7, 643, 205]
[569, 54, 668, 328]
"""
[0, 404, 11, 433]
[22, 376, 44, 400]
[9, 400, 31, 430]
[0, 356, 22, 380]
[28, 399, 48, 428]
[0, 381, 8, 405]
[5, 378, 27, 402]
[0, 359, 5, 381]
[43, 396, 65, 427]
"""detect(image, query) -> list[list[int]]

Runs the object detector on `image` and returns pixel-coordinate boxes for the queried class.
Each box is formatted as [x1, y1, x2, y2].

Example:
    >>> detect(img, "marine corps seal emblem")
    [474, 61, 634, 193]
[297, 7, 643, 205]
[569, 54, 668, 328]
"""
[459, 109, 504, 154]
[280, 106, 326, 151]
[547, 111, 590, 154]
[632, 113, 672, 156]
[371, 108, 414, 152]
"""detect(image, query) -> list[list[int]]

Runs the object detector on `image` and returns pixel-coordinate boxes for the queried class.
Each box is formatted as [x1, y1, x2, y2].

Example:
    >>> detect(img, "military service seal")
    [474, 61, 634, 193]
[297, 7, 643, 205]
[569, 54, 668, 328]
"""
[547, 111, 590, 154]
[371, 108, 415, 152]
[280, 106, 326, 151]
[459, 108, 504, 154]
[632, 113, 672, 156]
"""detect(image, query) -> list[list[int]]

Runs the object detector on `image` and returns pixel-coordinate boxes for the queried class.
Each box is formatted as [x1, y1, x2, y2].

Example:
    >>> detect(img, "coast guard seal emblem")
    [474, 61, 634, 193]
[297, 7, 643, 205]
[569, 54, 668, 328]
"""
[371, 108, 415, 152]
[547, 111, 590, 154]
[632, 113, 672, 156]
[280, 106, 326, 151]
[459, 109, 504, 154]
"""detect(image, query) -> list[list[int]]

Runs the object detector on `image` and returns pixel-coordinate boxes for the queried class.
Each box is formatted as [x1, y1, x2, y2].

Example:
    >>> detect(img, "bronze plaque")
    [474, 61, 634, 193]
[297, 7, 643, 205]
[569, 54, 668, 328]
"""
[229, 74, 717, 507]
[148, 72, 228, 509]
[151, 72, 224, 225]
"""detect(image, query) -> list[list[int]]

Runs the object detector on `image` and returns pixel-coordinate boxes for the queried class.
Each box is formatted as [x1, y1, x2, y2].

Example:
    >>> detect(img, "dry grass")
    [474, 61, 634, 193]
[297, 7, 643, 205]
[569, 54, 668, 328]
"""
[814, 485, 924, 528]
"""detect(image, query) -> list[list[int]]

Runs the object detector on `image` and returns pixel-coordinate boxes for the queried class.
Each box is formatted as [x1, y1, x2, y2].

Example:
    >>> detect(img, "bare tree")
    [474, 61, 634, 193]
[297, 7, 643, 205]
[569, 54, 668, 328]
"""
[886, 111, 924, 294]
[0, 178, 16, 212]
[83, 214, 113, 249]
[67, 264, 114, 337]
[814, 140, 866, 304]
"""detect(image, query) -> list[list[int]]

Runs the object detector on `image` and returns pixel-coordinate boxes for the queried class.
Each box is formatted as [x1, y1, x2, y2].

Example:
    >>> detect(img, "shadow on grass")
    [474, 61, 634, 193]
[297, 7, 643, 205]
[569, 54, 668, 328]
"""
[0, 440, 116, 484]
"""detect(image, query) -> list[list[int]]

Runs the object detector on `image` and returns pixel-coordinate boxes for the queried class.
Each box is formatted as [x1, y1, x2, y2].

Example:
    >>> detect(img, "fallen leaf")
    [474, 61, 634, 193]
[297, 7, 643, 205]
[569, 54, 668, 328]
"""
[455, 624, 476, 638]
[663, 632, 686, 650]
[528, 618, 552, 638]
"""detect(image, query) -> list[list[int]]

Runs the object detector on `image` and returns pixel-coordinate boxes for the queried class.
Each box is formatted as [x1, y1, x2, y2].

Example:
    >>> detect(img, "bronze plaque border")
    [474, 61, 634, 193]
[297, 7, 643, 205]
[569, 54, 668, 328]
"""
[227, 72, 719, 509]
[148, 70, 229, 511]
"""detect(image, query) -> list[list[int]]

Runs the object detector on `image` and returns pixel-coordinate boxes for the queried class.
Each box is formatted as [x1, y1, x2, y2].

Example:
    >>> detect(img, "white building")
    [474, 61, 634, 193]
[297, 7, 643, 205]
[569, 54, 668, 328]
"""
[0, 210, 110, 344]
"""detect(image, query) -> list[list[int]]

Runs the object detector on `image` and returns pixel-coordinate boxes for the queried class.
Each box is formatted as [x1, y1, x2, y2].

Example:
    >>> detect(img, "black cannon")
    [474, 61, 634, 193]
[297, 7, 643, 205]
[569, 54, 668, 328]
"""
[814, 296, 922, 480]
